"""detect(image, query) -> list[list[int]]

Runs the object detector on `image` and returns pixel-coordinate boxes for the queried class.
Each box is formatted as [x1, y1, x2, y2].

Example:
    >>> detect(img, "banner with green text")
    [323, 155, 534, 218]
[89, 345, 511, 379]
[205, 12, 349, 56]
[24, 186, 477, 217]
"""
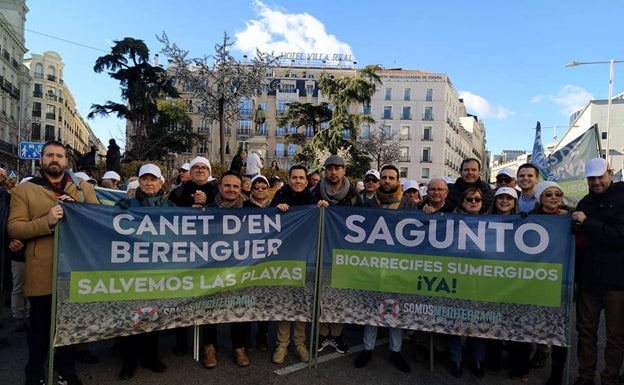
[54, 203, 318, 346]
[320, 207, 575, 346]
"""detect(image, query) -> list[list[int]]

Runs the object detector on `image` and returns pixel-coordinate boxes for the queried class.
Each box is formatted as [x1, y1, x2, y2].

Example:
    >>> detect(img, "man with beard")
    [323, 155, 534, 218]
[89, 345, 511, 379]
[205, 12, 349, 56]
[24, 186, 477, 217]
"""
[447, 158, 494, 212]
[8, 140, 99, 385]
[353, 165, 415, 373]
[270, 165, 317, 364]
[313, 155, 361, 354]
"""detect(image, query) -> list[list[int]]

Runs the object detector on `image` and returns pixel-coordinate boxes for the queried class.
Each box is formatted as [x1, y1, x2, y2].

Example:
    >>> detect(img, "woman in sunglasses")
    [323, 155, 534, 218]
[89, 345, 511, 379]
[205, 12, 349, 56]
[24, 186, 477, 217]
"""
[447, 187, 487, 378]
[529, 181, 569, 385]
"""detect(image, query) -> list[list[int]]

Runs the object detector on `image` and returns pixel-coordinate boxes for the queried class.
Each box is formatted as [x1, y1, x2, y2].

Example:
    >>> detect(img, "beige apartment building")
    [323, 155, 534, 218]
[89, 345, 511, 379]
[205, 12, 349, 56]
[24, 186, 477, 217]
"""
[23, 51, 103, 170]
[0, 0, 28, 171]
[171, 60, 487, 182]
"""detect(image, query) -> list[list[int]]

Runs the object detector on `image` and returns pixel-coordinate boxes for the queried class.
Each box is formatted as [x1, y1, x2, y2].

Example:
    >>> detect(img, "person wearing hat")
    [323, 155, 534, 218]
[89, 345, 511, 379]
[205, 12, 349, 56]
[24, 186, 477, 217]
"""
[100, 170, 121, 190]
[353, 164, 416, 373]
[359, 169, 380, 205]
[313, 154, 361, 355]
[169, 156, 216, 208]
[114, 164, 170, 380]
[495, 167, 517, 189]
[8, 140, 99, 385]
[173, 162, 191, 189]
[447, 158, 495, 212]
[488, 186, 519, 215]
[572, 158, 624, 385]
[401, 179, 422, 207]
[270, 164, 318, 365]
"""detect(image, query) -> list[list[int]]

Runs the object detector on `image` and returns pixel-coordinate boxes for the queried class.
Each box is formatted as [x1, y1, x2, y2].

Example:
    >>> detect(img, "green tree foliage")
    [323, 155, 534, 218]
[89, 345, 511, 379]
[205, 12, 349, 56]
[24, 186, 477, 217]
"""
[89, 37, 181, 160]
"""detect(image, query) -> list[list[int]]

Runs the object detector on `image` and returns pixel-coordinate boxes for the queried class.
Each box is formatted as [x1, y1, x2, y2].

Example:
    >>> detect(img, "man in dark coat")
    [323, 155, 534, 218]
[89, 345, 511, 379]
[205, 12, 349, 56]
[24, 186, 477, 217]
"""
[105, 139, 121, 173]
[446, 158, 494, 212]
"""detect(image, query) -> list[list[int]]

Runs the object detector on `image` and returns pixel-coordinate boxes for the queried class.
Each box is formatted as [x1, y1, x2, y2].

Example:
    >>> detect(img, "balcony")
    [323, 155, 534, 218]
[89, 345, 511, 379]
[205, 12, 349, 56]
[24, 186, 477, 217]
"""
[33, 91, 43, 98]
[421, 157, 432, 163]
[47, 74, 57, 82]
[400, 114, 412, 120]
[34, 72, 44, 79]
[422, 135, 433, 141]
[45, 113, 56, 120]
[32, 110, 41, 118]
[422, 113, 434, 121]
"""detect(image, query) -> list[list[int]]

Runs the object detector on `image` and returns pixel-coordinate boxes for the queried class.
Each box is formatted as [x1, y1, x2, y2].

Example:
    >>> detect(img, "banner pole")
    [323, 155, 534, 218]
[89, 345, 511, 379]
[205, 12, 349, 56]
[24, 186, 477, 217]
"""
[309, 206, 325, 369]
[48, 221, 60, 385]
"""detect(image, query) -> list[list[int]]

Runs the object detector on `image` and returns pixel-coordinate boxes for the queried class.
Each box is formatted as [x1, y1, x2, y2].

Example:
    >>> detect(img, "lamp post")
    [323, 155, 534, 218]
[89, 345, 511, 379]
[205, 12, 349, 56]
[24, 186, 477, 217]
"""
[566, 60, 624, 164]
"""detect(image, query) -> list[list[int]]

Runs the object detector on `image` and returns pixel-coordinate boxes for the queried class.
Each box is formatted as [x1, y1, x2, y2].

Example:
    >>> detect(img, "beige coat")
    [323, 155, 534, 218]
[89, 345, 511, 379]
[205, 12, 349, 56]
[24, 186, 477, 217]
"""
[8, 176, 99, 296]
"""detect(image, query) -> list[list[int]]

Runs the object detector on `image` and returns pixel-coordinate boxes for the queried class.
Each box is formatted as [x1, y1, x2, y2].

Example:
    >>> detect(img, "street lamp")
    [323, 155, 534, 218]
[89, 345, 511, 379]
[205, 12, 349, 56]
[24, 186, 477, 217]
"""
[566, 59, 624, 164]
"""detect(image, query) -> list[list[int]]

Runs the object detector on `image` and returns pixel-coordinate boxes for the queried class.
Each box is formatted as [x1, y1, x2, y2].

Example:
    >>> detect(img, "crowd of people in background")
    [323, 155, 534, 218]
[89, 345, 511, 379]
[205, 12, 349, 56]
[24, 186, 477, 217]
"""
[0, 139, 622, 385]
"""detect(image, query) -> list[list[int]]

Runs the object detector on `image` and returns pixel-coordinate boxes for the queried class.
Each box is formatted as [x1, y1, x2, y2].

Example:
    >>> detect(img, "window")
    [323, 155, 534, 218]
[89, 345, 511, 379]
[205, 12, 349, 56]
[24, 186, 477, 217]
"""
[421, 167, 430, 179]
[239, 98, 252, 115]
[288, 123, 297, 134]
[404, 88, 411, 101]
[287, 143, 297, 156]
[425, 88, 433, 102]
[422, 147, 432, 162]
[304, 125, 313, 137]
[401, 106, 411, 120]
[33, 83, 43, 97]
[342, 129, 350, 139]
[423, 107, 433, 121]
[382, 125, 392, 137]
[34, 63, 43, 79]
[276, 143, 285, 156]
[45, 104, 55, 120]
[602, 131, 608, 140]
[198, 120, 209, 134]
[31, 123, 41, 140]
[399, 147, 410, 162]
[306, 85, 314, 94]
[237, 120, 252, 137]
[44, 125, 55, 141]
[277, 100, 288, 114]
[361, 124, 371, 138]
[385, 88, 392, 101]
[399, 167, 408, 179]
[187, 99, 193, 112]
[423, 126, 432, 141]
[383, 106, 392, 119]
[276, 126, 285, 137]
[183, 82, 192, 92]
[198, 140, 208, 154]
[400, 126, 410, 140]
[32, 102, 41, 117]
[363, 105, 371, 115]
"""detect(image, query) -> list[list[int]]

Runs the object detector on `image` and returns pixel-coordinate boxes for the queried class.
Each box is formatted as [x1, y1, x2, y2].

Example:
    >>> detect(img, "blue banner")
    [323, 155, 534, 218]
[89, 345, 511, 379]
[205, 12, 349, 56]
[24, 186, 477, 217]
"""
[54, 203, 319, 346]
[320, 207, 574, 346]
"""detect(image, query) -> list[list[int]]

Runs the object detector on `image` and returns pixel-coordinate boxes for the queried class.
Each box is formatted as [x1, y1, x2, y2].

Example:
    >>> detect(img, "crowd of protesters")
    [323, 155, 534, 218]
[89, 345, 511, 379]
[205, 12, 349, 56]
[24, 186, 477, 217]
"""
[0, 140, 622, 385]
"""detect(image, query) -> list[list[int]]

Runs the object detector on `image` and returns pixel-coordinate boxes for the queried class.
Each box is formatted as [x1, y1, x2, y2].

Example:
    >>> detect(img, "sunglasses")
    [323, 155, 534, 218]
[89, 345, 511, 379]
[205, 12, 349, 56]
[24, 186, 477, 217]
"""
[465, 197, 482, 203]
[364, 177, 378, 183]
[543, 191, 563, 198]
[496, 176, 513, 184]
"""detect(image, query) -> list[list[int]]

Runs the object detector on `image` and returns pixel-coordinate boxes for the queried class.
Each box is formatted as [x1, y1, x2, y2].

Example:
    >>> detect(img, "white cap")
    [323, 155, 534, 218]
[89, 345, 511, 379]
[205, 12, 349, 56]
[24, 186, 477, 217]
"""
[207, 176, 216, 182]
[494, 186, 518, 199]
[496, 167, 516, 179]
[364, 169, 380, 180]
[102, 171, 121, 181]
[179, 163, 191, 171]
[74, 172, 90, 181]
[402, 179, 419, 192]
[534, 181, 562, 200]
[127, 180, 140, 190]
[356, 181, 364, 189]
[584, 157, 609, 177]
[251, 174, 269, 186]
[190, 156, 211, 173]
[138, 163, 162, 178]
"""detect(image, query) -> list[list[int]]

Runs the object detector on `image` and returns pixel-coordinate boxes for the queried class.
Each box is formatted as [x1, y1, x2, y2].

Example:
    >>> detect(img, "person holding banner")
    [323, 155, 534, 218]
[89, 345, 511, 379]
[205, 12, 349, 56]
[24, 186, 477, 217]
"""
[8, 140, 99, 385]
[529, 181, 569, 385]
[572, 158, 624, 385]
[447, 187, 488, 378]
[313, 154, 362, 354]
[114, 163, 170, 380]
[204, 171, 252, 368]
[447, 158, 494, 212]
[490, 187, 533, 382]
[270, 164, 317, 364]
[353, 165, 414, 373]
[421, 178, 453, 214]
[242, 175, 272, 353]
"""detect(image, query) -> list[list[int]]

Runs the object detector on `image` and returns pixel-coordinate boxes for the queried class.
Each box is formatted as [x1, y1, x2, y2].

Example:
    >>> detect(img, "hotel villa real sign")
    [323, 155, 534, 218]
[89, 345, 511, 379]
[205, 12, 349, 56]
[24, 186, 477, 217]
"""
[278, 52, 355, 64]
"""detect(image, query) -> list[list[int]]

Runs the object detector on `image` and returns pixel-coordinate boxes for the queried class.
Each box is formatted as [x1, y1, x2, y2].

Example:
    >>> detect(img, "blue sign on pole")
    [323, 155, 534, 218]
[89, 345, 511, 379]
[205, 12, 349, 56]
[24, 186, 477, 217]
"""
[19, 141, 43, 160]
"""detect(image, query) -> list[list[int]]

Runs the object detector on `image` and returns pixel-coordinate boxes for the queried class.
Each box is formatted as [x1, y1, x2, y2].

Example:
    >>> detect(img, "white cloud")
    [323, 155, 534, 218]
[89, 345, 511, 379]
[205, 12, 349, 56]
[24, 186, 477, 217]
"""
[459, 91, 513, 120]
[234, 1, 353, 57]
[531, 85, 593, 116]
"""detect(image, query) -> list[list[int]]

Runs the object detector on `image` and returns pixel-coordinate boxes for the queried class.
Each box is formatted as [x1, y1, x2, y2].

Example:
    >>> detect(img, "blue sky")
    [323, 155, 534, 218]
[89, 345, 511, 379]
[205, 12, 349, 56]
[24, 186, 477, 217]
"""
[22, 0, 624, 155]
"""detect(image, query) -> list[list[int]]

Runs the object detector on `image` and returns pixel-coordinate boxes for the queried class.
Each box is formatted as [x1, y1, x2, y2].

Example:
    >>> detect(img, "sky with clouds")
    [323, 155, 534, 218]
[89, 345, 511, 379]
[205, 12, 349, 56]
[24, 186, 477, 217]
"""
[22, 0, 624, 154]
